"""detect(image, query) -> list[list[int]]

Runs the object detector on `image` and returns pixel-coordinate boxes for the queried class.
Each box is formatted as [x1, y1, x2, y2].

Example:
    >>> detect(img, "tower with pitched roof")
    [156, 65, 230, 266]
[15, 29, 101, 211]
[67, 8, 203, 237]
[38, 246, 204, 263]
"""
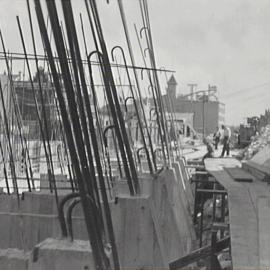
[167, 74, 177, 99]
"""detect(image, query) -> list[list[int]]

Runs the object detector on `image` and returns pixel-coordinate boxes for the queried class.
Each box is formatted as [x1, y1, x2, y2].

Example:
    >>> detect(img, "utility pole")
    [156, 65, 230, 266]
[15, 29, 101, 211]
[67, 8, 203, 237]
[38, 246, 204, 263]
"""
[188, 84, 197, 135]
[203, 92, 205, 138]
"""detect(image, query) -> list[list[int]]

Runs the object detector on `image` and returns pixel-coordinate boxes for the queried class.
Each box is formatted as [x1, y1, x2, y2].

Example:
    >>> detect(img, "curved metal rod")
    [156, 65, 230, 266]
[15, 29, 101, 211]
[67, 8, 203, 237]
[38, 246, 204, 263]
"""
[66, 198, 81, 241]
[58, 192, 80, 238]
[153, 148, 162, 167]
[66, 195, 103, 242]
[148, 83, 166, 150]
[137, 146, 146, 166]
[87, 50, 103, 68]
[108, 45, 140, 192]
[144, 47, 151, 58]
[88, 50, 103, 60]
[140, 26, 148, 39]
[103, 125, 115, 148]
[160, 68, 181, 159]
[149, 108, 157, 120]
[111, 45, 122, 62]
[103, 123, 123, 178]
[124, 96, 134, 112]
[111, 45, 153, 175]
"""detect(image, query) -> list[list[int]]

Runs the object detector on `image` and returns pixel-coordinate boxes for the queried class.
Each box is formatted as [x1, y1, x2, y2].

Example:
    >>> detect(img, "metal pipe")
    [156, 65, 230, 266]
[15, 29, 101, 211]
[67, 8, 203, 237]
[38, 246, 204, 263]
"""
[17, 15, 57, 197]
[26, 1, 60, 198]
[88, 50, 135, 195]
[34, 2, 106, 268]
[0, 81, 19, 201]
[87, 0, 140, 195]
[0, 51, 175, 73]
[0, 136, 10, 194]
[0, 30, 35, 194]
[61, 3, 120, 268]
[116, 0, 156, 172]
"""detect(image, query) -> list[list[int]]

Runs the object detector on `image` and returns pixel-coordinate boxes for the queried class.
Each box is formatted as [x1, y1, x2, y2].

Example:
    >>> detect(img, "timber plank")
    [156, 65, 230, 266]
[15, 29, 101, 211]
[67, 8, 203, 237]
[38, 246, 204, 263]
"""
[244, 160, 270, 179]
[204, 158, 241, 172]
[258, 198, 270, 270]
[227, 187, 259, 270]
[205, 158, 259, 270]
[224, 167, 254, 182]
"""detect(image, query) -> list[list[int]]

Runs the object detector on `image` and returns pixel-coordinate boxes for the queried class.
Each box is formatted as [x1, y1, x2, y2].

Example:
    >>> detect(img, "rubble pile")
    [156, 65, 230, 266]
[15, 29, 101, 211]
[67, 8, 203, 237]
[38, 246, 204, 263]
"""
[243, 125, 270, 160]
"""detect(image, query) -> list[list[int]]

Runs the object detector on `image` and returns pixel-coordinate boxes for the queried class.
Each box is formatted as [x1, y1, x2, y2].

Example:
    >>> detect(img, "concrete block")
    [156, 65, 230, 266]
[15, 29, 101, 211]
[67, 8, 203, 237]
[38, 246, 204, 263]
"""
[111, 195, 168, 270]
[0, 213, 11, 249]
[9, 214, 24, 249]
[172, 162, 191, 212]
[178, 158, 194, 209]
[21, 192, 55, 215]
[0, 194, 19, 213]
[28, 238, 95, 270]
[0, 248, 29, 270]
[113, 175, 153, 197]
[151, 170, 186, 261]
[165, 168, 196, 249]
[0, 212, 61, 251]
[0, 167, 196, 269]
[40, 174, 72, 194]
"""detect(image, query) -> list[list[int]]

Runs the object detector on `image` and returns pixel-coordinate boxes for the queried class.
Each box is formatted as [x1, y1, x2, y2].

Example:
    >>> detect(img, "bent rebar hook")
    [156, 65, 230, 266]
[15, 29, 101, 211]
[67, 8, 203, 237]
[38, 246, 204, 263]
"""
[140, 26, 148, 39]
[111, 45, 153, 174]
[124, 96, 135, 112]
[137, 146, 146, 166]
[58, 192, 80, 238]
[103, 125, 115, 148]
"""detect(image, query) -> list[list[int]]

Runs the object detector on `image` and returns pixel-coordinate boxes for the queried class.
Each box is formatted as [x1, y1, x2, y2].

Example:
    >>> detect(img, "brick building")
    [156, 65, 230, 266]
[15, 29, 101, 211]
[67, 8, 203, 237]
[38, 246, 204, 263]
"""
[164, 75, 225, 135]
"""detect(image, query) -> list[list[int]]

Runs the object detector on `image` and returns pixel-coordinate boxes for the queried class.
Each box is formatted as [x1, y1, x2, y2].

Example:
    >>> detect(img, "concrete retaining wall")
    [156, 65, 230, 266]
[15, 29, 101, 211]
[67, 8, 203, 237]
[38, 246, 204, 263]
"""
[0, 166, 196, 269]
[28, 238, 94, 270]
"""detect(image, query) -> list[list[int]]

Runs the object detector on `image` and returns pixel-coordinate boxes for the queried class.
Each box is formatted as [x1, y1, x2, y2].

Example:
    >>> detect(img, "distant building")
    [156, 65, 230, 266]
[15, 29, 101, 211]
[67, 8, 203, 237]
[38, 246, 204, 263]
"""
[13, 79, 55, 139]
[0, 72, 19, 119]
[0, 71, 57, 140]
[163, 75, 225, 135]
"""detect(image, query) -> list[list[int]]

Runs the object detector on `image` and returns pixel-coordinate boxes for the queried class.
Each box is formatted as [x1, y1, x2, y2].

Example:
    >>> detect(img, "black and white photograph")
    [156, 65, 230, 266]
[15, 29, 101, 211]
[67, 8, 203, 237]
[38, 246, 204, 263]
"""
[0, 1, 268, 269]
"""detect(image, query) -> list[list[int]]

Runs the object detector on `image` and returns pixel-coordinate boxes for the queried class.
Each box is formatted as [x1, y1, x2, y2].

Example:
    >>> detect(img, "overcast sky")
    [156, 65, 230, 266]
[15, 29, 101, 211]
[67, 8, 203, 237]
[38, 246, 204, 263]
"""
[1, 0, 270, 125]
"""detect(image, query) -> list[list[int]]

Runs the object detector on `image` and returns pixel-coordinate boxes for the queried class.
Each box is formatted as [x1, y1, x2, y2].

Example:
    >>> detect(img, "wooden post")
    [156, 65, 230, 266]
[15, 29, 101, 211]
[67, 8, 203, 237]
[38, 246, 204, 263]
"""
[193, 181, 198, 224]
[210, 230, 217, 270]
[199, 195, 204, 247]
[212, 183, 217, 222]
[220, 194, 226, 238]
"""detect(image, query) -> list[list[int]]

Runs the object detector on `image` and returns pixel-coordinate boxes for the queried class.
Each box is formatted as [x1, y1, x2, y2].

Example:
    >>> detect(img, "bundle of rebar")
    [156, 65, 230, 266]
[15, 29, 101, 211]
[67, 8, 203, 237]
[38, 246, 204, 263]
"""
[0, 1, 180, 269]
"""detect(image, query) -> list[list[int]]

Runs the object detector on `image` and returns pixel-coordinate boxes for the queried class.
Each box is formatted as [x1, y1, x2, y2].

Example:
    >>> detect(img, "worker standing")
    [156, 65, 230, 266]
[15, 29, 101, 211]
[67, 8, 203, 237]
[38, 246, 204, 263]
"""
[220, 124, 231, 157]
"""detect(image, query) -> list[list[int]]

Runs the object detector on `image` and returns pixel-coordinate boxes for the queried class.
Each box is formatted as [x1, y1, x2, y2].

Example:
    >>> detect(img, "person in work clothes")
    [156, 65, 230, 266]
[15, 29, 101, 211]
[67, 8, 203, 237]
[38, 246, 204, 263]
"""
[220, 124, 231, 157]
[202, 137, 214, 162]
[213, 126, 221, 150]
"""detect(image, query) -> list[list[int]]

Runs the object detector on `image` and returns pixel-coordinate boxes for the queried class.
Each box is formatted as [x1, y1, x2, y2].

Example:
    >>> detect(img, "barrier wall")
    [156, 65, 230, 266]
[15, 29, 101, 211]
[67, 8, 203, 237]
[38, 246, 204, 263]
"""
[0, 166, 196, 269]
